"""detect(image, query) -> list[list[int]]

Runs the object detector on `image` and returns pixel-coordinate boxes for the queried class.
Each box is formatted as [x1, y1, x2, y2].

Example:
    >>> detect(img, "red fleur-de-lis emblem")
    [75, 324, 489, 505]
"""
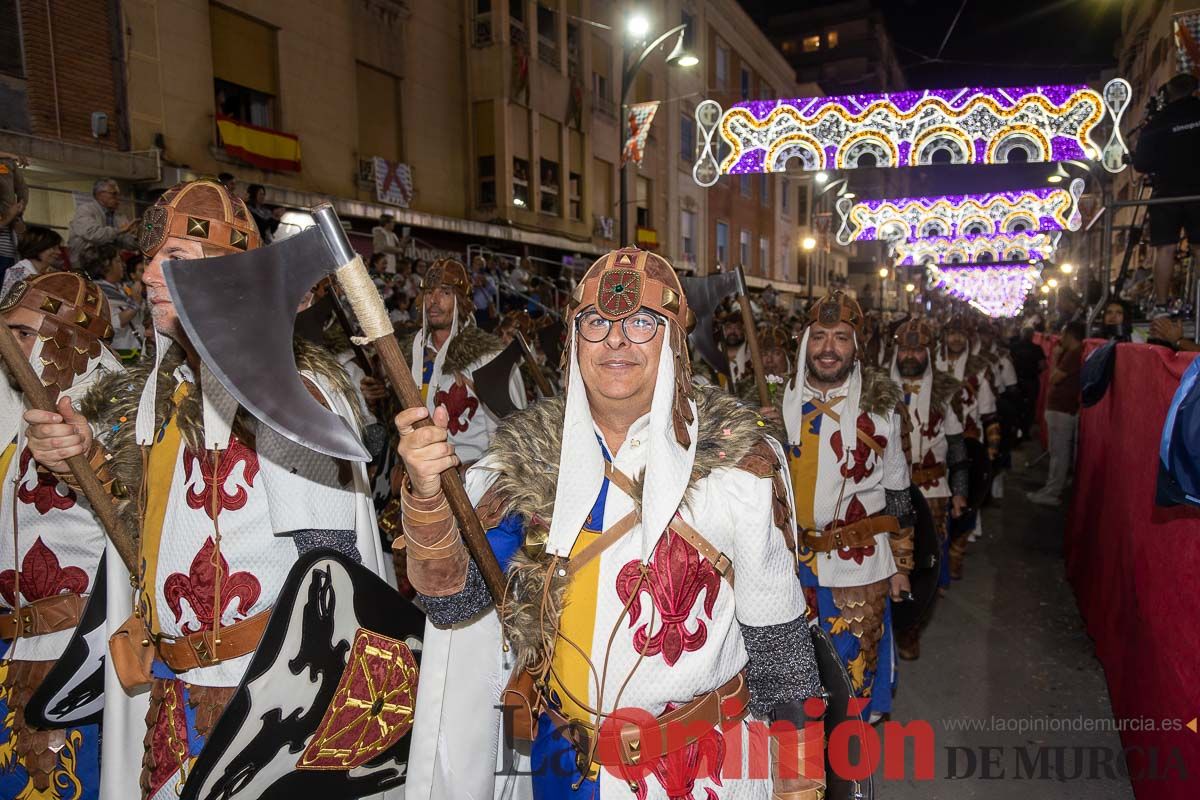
[916, 451, 942, 490]
[616, 528, 722, 667]
[183, 439, 259, 520]
[921, 409, 942, 440]
[626, 706, 724, 800]
[434, 381, 479, 434]
[0, 537, 88, 606]
[829, 414, 887, 483]
[163, 538, 262, 633]
[831, 497, 876, 564]
[16, 447, 76, 514]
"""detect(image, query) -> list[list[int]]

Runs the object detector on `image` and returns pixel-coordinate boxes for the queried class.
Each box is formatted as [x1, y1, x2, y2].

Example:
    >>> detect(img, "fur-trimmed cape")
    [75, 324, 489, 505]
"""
[858, 366, 903, 417]
[476, 387, 785, 670]
[399, 324, 504, 375]
[80, 338, 358, 536]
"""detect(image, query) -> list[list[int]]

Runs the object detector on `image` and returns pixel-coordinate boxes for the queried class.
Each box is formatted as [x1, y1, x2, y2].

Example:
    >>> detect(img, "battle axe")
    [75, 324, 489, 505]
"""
[161, 204, 506, 601]
[680, 265, 770, 406]
[0, 328, 138, 573]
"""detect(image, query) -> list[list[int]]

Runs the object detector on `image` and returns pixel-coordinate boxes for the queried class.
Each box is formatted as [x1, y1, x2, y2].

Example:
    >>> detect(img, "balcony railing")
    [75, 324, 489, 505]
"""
[593, 93, 616, 118]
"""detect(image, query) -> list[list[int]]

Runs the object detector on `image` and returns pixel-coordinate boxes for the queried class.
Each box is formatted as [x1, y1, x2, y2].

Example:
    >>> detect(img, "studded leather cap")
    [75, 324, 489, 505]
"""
[894, 318, 935, 349]
[420, 258, 472, 312]
[0, 272, 114, 402]
[138, 180, 260, 258]
[806, 290, 864, 338]
[758, 324, 792, 352]
[943, 314, 974, 336]
[570, 247, 694, 331]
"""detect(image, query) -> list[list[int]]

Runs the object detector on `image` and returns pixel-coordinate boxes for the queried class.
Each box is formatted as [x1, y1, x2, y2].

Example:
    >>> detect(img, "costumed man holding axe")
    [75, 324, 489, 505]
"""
[782, 292, 915, 724]
[890, 319, 969, 661]
[0, 272, 125, 800]
[395, 247, 827, 799]
[22, 181, 399, 800]
[737, 324, 794, 426]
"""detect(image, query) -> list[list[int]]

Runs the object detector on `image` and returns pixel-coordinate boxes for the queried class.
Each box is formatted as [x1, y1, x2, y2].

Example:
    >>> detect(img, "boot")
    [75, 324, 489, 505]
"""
[949, 536, 967, 580]
[895, 626, 921, 661]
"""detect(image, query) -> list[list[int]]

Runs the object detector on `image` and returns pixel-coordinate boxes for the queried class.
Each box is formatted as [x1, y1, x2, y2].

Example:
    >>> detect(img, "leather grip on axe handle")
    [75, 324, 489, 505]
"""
[0, 325, 138, 574]
[311, 204, 507, 603]
[734, 266, 770, 408]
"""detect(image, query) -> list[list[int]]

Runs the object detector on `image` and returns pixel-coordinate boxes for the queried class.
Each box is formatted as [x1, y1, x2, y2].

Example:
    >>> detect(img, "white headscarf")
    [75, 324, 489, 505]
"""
[410, 301, 460, 412]
[782, 325, 861, 470]
[546, 316, 698, 563]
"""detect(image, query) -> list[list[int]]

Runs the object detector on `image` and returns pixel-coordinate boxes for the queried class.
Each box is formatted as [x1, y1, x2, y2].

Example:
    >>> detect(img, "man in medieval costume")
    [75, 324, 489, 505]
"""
[22, 180, 392, 799]
[0, 272, 124, 800]
[889, 318, 969, 660]
[935, 315, 999, 572]
[782, 292, 915, 723]
[396, 247, 826, 799]
[405, 258, 526, 467]
[737, 324, 793, 428]
[717, 302, 751, 387]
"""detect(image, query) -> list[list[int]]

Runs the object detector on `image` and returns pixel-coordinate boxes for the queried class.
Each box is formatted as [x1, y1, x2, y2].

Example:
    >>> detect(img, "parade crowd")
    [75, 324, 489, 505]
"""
[0, 176, 1110, 800]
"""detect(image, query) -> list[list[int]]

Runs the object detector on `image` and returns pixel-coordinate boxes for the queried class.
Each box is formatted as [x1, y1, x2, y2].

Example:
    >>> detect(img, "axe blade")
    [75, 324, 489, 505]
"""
[680, 271, 741, 377]
[162, 226, 370, 462]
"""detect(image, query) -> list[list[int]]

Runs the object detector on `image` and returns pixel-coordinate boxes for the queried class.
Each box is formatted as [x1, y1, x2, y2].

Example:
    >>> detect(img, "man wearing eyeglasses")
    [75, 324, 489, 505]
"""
[67, 178, 139, 263]
[395, 247, 824, 800]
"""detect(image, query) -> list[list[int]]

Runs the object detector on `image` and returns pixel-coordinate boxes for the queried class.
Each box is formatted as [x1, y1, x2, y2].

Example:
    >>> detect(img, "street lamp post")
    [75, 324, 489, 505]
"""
[619, 19, 696, 246]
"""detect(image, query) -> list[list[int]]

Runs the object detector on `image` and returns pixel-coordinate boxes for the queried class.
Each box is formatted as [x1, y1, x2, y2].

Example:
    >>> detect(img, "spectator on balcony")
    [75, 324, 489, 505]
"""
[1029, 321, 1085, 506]
[246, 184, 283, 243]
[372, 214, 406, 274]
[509, 256, 532, 294]
[1, 225, 63, 297]
[396, 258, 419, 298]
[471, 263, 498, 326]
[1132, 72, 1200, 318]
[67, 178, 138, 262]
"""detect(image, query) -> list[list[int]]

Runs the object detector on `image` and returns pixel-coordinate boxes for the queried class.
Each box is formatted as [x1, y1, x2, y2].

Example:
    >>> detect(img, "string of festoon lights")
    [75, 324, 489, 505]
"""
[928, 261, 1043, 318]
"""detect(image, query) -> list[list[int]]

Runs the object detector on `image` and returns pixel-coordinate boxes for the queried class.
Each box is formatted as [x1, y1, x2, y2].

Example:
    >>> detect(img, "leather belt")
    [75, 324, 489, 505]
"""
[545, 671, 749, 773]
[156, 610, 270, 673]
[0, 594, 87, 640]
[911, 463, 947, 485]
[801, 514, 899, 553]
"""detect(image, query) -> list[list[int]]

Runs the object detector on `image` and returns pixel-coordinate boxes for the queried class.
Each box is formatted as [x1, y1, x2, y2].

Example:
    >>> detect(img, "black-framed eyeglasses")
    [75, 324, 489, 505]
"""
[576, 309, 666, 344]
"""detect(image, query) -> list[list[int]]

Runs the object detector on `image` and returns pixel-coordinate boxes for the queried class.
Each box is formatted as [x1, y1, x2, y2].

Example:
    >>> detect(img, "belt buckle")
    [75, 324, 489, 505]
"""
[191, 633, 220, 667]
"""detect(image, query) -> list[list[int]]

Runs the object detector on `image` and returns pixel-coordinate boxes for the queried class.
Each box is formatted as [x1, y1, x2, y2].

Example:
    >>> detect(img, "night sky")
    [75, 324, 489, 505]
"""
[740, 0, 1124, 88]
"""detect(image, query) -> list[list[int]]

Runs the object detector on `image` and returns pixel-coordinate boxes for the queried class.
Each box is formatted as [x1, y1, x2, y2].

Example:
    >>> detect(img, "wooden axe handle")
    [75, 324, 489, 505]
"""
[515, 332, 555, 398]
[736, 293, 771, 408]
[0, 325, 138, 573]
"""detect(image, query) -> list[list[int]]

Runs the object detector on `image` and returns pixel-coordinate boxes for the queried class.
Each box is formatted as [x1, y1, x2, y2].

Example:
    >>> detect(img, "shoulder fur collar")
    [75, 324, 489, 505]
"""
[400, 325, 504, 375]
[859, 366, 902, 417]
[931, 369, 961, 410]
[81, 338, 356, 534]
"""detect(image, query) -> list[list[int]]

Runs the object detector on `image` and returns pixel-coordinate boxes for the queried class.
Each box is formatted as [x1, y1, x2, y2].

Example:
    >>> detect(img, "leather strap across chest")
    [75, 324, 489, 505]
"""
[806, 396, 885, 457]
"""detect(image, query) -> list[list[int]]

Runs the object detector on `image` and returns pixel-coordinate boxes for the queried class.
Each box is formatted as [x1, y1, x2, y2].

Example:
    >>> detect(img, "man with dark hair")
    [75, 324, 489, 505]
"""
[1029, 321, 1085, 505]
[1, 225, 62, 296]
[217, 171, 238, 197]
[1133, 72, 1200, 317]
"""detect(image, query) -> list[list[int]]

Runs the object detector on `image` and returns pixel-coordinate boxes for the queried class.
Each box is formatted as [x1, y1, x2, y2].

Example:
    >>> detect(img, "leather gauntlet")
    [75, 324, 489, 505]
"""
[400, 484, 469, 597]
[770, 698, 826, 800]
[888, 526, 916, 576]
[59, 441, 120, 498]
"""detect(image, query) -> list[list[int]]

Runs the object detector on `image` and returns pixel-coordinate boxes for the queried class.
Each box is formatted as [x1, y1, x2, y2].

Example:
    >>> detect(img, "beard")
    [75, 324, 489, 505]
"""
[946, 339, 967, 355]
[806, 351, 854, 384]
[724, 331, 745, 347]
[897, 356, 927, 377]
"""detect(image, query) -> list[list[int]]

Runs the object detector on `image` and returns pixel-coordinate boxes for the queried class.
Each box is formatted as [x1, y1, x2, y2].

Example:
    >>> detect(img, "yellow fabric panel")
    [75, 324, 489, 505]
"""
[216, 117, 302, 164]
[549, 526, 601, 729]
[140, 383, 190, 633]
[210, 5, 278, 96]
[787, 406, 825, 533]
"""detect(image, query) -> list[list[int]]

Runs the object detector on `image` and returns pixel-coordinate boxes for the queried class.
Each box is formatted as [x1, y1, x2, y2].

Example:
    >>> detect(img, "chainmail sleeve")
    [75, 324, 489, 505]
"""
[740, 616, 824, 718]
[885, 487, 916, 529]
[417, 558, 494, 627]
[947, 433, 969, 498]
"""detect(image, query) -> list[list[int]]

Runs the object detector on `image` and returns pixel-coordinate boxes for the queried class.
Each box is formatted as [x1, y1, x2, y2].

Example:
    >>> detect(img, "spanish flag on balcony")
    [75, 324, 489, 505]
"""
[217, 115, 302, 172]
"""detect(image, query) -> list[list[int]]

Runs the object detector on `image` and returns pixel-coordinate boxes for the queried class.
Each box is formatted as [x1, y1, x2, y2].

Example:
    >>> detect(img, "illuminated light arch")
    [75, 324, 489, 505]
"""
[959, 215, 993, 236]
[693, 81, 1131, 187]
[892, 231, 1058, 266]
[767, 133, 827, 172]
[911, 126, 975, 166]
[1001, 211, 1039, 233]
[987, 124, 1051, 164]
[929, 261, 1042, 317]
[918, 218, 951, 238]
[837, 181, 1083, 245]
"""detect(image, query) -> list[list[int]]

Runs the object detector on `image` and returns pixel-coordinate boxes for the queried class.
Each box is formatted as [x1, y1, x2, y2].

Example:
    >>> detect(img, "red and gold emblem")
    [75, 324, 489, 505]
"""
[297, 628, 419, 770]
[597, 269, 643, 320]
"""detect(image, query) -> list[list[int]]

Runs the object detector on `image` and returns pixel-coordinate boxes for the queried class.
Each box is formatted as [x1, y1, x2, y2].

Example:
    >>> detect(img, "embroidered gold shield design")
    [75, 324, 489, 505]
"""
[296, 628, 419, 770]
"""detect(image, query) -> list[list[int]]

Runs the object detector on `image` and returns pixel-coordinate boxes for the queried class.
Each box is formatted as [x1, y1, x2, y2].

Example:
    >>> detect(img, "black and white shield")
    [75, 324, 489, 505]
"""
[25, 553, 108, 728]
[891, 486, 941, 633]
[182, 549, 426, 800]
[812, 624, 875, 800]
